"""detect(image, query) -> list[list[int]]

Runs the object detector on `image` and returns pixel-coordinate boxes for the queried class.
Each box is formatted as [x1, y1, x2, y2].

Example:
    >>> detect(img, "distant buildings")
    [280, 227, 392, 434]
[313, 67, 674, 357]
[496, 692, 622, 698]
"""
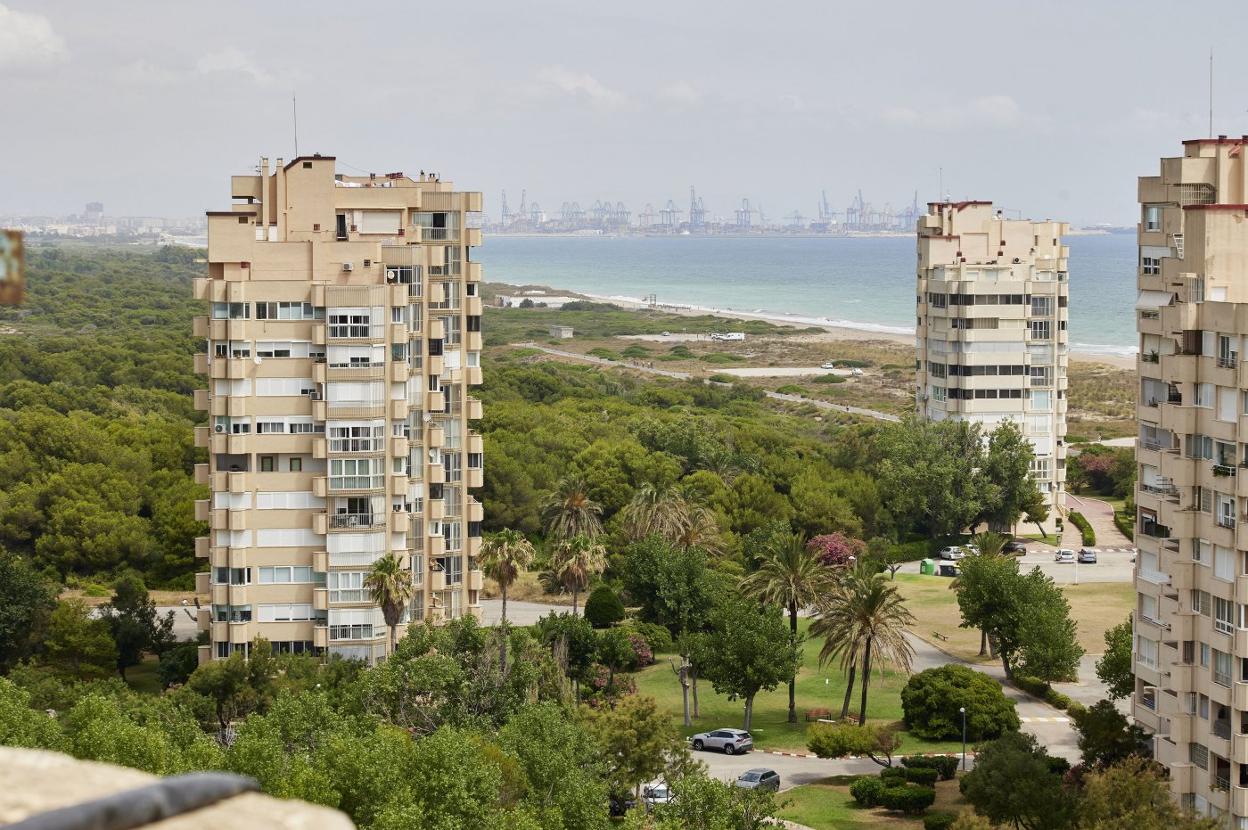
[914, 201, 1069, 535]
[1133, 136, 1248, 819]
[192, 155, 485, 665]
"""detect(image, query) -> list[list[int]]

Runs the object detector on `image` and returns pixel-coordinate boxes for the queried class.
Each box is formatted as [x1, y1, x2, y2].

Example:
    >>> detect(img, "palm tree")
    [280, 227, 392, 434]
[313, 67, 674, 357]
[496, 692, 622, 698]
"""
[550, 533, 608, 615]
[971, 531, 1007, 557]
[479, 528, 536, 671]
[811, 563, 915, 725]
[741, 533, 835, 723]
[365, 552, 416, 656]
[674, 504, 723, 555]
[541, 475, 603, 541]
[621, 482, 690, 541]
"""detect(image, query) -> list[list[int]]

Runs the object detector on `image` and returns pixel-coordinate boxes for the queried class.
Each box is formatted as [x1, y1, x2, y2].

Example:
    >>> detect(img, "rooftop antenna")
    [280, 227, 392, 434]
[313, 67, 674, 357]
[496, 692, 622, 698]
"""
[938, 167, 943, 202]
[1208, 48, 1214, 138]
[292, 93, 300, 157]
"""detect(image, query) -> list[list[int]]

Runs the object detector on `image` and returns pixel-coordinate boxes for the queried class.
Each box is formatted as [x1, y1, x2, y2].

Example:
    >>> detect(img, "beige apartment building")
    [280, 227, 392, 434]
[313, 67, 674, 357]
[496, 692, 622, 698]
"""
[915, 201, 1069, 534]
[1135, 136, 1248, 821]
[190, 155, 485, 664]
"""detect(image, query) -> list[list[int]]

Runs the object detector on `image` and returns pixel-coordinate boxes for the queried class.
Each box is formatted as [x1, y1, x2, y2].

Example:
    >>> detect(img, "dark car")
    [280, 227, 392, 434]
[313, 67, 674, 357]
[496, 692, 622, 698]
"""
[608, 794, 637, 817]
[1003, 540, 1027, 555]
[1077, 548, 1098, 564]
[938, 563, 960, 577]
[735, 768, 781, 791]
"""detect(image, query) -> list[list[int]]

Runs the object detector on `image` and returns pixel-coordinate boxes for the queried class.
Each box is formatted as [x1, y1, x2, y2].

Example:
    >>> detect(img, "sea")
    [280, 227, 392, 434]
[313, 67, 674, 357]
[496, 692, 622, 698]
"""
[476, 233, 1140, 357]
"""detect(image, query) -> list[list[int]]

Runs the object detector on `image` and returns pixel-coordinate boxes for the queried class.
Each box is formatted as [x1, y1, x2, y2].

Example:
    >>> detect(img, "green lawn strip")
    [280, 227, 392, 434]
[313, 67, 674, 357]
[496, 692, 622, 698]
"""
[635, 618, 959, 754]
[778, 775, 967, 830]
[124, 655, 163, 695]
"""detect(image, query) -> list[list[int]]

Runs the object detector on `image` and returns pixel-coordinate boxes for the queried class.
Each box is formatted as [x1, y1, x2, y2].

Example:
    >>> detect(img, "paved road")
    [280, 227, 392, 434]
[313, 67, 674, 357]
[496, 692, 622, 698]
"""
[899, 544, 1135, 584]
[1066, 493, 1134, 550]
[520, 342, 900, 423]
[696, 746, 882, 791]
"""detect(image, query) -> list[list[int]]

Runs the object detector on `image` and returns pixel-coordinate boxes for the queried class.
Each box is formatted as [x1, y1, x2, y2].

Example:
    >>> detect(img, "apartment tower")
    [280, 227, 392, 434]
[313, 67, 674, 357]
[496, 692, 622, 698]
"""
[915, 201, 1069, 535]
[191, 155, 485, 664]
[1135, 136, 1248, 820]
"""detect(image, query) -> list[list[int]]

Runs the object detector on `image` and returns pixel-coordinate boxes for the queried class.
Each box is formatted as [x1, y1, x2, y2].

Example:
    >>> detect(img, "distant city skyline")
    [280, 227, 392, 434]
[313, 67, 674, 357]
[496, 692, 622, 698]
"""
[4, 1, 1248, 224]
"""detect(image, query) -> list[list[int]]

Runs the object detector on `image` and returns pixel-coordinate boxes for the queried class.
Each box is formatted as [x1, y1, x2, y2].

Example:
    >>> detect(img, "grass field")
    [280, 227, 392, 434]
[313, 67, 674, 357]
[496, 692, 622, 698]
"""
[124, 656, 162, 695]
[893, 573, 1134, 663]
[778, 775, 967, 830]
[634, 617, 961, 754]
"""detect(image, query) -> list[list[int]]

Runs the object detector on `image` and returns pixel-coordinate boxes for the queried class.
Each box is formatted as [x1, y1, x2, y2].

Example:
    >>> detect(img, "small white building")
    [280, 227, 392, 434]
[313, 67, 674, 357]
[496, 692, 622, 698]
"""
[549, 325, 574, 339]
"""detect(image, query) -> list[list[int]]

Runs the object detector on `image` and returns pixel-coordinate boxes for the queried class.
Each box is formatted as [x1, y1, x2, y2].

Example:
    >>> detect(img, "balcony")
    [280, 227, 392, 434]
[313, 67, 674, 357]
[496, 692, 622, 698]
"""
[195, 536, 209, 558]
[313, 588, 329, 611]
[1214, 463, 1238, 478]
[467, 397, 483, 420]
[429, 567, 447, 592]
[419, 227, 460, 243]
[329, 513, 383, 530]
[468, 570, 484, 591]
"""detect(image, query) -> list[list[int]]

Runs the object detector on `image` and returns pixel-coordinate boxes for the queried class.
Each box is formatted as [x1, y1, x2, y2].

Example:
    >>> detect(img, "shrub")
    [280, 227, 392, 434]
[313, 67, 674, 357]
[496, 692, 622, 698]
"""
[708, 374, 735, 384]
[626, 632, 653, 668]
[620, 345, 651, 358]
[902, 755, 959, 781]
[807, 722, 901, 765]
[776, 384, 809, 396]
[628, 621, 673, 653]
[878, 784, 936, 815]
[924, 811, 957, 830]
[583, 585, 625, 629]
[1113, 510, 1134, 541]
[699, 352, 745, 364]
[587, 347, 620, 361]
[901, 664, 1020, 740]
[812, 374, 846, 384]
[1011, 674, 1049, 697]
[1043, 688, 1073, 711]
[879, 767, 906, 784]
[850, 776, 886, 807]
[1068, 511, 1095, 546]
[900, 767, 939, 786]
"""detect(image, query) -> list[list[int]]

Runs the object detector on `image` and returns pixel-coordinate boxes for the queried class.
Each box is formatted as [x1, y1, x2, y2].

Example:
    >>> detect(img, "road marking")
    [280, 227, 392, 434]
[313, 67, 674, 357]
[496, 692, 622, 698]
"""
[1020, 717, 1070, 724]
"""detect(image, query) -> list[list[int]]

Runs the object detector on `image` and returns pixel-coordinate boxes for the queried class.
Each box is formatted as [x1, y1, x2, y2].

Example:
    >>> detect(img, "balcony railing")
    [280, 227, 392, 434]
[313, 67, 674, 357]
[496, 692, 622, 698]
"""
[1214, 774, 1231, 792]
[1218, 515, 1237, 530]
[329, 513, 383, 529]
[1214, 464, 1238, 478]
[420, 227, 459, 242]
[1218, 356, 1238, 369]
[1140, 482, 1178, 497]
[1140, 521, 1171, 539]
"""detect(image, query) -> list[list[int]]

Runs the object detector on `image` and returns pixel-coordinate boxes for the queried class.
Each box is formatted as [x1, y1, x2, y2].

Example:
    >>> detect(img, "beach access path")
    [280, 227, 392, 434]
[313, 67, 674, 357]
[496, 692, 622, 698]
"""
[518, 342, 901, 423]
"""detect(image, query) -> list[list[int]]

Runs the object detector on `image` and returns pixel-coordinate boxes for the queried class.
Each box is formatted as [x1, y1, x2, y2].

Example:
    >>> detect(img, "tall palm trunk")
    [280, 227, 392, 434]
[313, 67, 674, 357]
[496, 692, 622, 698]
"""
[787, 599, 799, 724]
[857, 637, 873, 726]
[840, 652, 858, 719]
[499, 585, 509, 673]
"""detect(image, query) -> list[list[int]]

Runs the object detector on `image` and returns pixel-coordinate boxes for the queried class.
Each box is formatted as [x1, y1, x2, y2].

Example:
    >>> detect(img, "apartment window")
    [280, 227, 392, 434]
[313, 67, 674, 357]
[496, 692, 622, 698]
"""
[228, 341, 251, 358]
[289, 457, 302, 472]
[211, 302, 249, 320]
[329, 623, 375, 641]
[258, 604, 316, 622]
[328, 422, 384, 453]
[931, 386, 946, 402]
[1216, 597, 1235, 634]
[328, 571, 367, 603]
[256, 302, 319, 320]
[467, 452, 482, 470]
[328, 345, 385, 368]
[256, 341, 312, 358]
[1136, 635, 1158, 669]
[1193, 590, 1211, 616]
[1196, 383, 1214, 408]
[212, 567, 251, 585]
[1142, 256, 1161, 276]
[1144, 205, 1163, 231]
[328, 308, 378, 339]
[1140, 594, 1159, 624]
[1191, 743, 1209, 770]
[1029, 320, 1051, 340]
[1030, 296, 1053, 316]
[1214, 649, 1233, 686]
[329, 458, 385, 490]
[258, 566, 316, 584]
[1216, 546, 1236, 581]
[260, 456, 275, 472]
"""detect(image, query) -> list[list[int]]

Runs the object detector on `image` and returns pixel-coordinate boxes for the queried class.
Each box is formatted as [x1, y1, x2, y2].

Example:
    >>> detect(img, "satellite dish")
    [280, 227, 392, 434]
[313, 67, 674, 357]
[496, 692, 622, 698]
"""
[253, 355, 262, 365]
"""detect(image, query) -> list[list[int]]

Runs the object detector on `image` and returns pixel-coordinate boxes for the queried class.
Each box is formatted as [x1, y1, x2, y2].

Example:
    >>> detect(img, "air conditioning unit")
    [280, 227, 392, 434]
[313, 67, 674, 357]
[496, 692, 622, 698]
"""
[214, 424, 226, 433]
[342, 262, 354, 272]
[386, 269, 399, 283]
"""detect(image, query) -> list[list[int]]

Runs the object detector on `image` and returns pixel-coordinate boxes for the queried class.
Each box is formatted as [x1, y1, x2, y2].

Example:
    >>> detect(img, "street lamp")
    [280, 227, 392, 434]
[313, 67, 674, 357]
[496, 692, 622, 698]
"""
[960, 707, 967, 771]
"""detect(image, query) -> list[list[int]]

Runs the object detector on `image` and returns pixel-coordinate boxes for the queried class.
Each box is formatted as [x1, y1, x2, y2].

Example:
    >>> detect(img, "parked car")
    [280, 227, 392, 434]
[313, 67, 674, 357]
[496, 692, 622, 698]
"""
[691, 728, 753, 754]
[850, 368, 865, 376]
[820, 361, 836, 369]
[608, 794, 637, 817]
[1054, 549, 1076, 563]
[938, 546, 965, 560]
[938, 563, 960, 578]
[735, 769, 781, 791]
[661, 331, 671, 336]
[1003, 540, 1027, 555]
[642, 783, 673, 809]
[1077, 548, 1098, 564]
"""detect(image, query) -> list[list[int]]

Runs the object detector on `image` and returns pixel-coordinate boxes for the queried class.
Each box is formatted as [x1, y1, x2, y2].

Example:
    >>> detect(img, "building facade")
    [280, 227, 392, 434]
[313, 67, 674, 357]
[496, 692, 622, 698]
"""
[191, 155, 485, 664]
[915, 201, 1069, 534]
[1135, 136, 1248, 821]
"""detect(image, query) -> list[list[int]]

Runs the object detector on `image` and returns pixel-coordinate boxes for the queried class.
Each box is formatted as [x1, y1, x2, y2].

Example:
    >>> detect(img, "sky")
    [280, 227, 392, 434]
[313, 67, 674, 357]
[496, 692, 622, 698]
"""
[3, 0, 1248, 225]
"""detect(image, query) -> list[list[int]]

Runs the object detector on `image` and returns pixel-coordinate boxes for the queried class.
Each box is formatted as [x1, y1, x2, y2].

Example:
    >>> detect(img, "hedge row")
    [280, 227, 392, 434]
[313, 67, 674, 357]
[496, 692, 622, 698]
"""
[849, 777, 935, 814]
[1012, 675, 1088, 717]
[1068, 511, 1095, 546]
[1113, 509, 1134, 542]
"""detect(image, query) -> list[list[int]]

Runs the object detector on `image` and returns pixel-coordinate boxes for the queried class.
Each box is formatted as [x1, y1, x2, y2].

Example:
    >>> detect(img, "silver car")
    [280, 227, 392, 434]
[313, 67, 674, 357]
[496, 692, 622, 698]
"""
[691, 728, 753, 754]
[735, 768, 780, 791]
[642, 783, 673, 809]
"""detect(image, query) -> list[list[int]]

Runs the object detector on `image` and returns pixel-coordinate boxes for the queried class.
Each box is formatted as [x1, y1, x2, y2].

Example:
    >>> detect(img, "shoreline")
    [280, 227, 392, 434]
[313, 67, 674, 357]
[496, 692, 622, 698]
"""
[557, 288, 1136, 371]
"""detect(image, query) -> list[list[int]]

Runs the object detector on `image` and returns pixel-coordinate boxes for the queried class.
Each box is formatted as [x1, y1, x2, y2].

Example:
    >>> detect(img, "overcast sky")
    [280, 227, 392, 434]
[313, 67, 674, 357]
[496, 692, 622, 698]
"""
[4, 0, 1248, 225]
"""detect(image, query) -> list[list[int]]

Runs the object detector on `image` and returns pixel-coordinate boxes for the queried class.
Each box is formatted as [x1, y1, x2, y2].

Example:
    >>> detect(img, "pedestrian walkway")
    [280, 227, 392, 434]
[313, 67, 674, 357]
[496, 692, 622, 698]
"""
[1065, 493, 1133, 549]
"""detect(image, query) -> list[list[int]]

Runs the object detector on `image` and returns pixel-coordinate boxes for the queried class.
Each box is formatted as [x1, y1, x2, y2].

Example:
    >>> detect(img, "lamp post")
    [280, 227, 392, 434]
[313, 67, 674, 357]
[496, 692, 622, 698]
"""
[960, 707, 967, 771]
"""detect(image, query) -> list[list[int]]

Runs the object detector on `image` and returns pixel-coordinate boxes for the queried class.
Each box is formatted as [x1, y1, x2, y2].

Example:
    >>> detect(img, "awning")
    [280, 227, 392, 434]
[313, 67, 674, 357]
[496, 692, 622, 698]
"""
[1136, 290, 1175, 310]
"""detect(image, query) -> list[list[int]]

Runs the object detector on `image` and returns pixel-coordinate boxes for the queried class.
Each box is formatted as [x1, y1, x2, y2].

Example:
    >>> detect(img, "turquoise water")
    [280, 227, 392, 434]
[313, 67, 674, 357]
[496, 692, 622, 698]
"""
[476, 234, 1139, 355]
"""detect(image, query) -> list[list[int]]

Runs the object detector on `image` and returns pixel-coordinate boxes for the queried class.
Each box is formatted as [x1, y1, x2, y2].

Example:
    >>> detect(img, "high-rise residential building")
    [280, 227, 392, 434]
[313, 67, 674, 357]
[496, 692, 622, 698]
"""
[915, 201, 1069, 534]
[1135, 136, 1248, 819]
[191, 155, 485, 665]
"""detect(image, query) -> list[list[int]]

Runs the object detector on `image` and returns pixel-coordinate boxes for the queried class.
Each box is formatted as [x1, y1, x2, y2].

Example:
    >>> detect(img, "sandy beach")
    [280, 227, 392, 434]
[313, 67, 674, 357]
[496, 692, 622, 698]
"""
[564, 289, 1136, 371]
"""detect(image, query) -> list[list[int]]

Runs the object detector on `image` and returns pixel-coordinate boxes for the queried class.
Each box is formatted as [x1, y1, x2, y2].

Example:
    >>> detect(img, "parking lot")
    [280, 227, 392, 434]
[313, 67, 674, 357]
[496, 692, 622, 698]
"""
[901, 543, 1136, 584]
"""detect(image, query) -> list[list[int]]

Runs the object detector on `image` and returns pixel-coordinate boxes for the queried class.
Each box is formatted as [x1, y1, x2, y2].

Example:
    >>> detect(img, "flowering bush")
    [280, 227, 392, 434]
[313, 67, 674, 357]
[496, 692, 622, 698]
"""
[808, 533, 867, 567]
[627, 632, 654, 668]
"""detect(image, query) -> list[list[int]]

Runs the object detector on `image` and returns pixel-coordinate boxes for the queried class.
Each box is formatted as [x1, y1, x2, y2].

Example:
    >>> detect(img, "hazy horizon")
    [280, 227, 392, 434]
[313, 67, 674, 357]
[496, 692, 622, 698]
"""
[4, 0, 1248, 225]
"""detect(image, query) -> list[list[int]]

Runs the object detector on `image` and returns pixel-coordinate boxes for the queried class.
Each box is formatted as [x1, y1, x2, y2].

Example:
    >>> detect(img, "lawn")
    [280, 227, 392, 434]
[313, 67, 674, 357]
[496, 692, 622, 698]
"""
[778, 775, 967, 830]
[125, 656, 163, 695]
[893, 573, 1135, 663]
[634, 617, 962, 754]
